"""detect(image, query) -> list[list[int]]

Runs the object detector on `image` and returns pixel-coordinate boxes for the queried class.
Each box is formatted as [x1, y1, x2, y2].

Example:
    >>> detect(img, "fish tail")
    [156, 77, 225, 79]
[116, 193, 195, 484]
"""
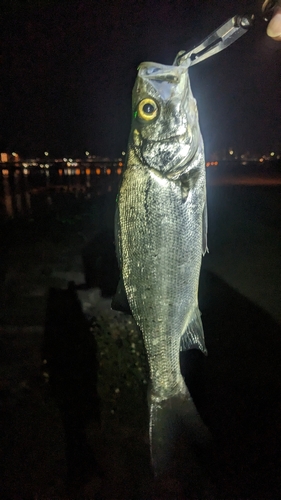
[149, 388, 210, 476]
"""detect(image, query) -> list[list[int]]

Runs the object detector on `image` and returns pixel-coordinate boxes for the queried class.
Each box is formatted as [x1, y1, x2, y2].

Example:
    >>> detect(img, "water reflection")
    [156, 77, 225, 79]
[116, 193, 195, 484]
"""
[3, 178, 13, 218]
[0, 167, 119, 219]
[1, 170, 32, 218]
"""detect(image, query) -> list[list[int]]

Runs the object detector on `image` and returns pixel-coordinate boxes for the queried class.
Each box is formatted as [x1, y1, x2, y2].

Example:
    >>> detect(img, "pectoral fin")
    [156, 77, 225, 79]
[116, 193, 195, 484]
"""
[180, 308, 207, 354]
[112, 206, 132, 314]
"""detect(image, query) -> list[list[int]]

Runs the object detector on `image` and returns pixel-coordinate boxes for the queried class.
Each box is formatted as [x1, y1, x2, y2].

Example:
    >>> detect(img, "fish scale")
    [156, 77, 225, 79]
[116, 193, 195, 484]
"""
[120, 152, 204, 396]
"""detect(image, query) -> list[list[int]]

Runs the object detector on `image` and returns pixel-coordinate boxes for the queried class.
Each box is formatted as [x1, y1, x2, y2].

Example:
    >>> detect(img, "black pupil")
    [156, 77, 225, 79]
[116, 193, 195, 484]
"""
[143, 103, 154, 114]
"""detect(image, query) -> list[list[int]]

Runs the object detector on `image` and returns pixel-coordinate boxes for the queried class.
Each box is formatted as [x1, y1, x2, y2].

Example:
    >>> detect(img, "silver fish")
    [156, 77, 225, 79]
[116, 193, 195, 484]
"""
[113, 60, 208, 473]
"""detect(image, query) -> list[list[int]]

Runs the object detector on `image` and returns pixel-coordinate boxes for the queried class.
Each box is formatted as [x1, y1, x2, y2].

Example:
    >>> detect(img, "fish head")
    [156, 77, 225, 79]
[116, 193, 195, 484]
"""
[130, 61, 201, 177]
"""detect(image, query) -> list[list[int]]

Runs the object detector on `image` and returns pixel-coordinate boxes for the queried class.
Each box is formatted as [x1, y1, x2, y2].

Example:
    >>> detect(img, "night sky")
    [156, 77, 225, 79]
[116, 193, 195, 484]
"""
[1, 0, 281, 158]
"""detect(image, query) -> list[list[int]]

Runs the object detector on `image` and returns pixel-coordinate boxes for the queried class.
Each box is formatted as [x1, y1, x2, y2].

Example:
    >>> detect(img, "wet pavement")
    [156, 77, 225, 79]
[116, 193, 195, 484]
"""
[0, 170, 281, 498]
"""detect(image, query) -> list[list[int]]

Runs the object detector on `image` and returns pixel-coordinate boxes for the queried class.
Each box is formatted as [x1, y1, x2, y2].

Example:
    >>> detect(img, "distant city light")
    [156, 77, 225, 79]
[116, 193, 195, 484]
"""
[205, 161, 218, 167]
[1, 153, 8, 162]
[2, 151, 280, 187]
[121, 151, 126, 156]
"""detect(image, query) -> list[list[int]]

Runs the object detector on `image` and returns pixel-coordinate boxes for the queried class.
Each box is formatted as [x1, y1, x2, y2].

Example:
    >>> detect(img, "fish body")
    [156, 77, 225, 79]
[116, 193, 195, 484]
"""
[113, 61, 208, 472]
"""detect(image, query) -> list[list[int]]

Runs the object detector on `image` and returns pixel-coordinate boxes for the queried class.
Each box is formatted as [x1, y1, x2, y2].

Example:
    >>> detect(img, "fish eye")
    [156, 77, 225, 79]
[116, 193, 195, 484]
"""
[137, 98, 158, 121]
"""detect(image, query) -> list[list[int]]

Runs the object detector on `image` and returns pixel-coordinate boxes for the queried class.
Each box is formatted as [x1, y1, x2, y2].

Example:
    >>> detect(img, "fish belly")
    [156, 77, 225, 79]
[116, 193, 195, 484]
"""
[118, 164, 204, 400]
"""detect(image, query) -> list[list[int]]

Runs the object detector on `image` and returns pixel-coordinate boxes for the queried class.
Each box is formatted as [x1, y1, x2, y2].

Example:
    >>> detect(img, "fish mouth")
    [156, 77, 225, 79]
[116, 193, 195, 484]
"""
[138, 62, 188, 101]
[139, 62, 184, 82]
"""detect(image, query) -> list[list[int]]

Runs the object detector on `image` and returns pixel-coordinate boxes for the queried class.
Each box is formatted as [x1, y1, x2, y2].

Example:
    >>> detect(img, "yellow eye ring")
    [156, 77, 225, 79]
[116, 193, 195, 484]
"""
[137, 98, 158, 121]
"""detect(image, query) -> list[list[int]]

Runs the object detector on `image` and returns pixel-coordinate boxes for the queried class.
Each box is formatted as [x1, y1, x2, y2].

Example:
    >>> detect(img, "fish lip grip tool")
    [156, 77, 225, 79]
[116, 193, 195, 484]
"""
[174, 14, 254, 67]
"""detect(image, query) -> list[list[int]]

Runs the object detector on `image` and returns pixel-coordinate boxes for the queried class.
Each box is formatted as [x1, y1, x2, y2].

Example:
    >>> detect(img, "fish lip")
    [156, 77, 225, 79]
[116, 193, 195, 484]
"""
[138, 62, 187, 86]
[145, 73, 180, 84]
[139, 62, 183, 74]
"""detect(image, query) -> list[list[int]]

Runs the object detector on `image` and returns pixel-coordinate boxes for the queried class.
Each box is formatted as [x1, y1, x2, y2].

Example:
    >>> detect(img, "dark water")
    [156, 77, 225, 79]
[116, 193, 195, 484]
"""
[1, 161, 281, 219]
[0, 167, 120, 220]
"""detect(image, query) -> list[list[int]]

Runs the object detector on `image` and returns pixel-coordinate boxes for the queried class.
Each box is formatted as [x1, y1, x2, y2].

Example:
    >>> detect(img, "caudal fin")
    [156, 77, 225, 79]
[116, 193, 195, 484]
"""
[149, 389, 211, 476]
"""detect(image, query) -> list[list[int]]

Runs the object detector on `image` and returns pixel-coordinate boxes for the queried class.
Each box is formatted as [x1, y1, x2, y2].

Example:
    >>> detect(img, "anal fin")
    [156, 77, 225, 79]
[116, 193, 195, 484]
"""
[180, 308, 207, 354]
